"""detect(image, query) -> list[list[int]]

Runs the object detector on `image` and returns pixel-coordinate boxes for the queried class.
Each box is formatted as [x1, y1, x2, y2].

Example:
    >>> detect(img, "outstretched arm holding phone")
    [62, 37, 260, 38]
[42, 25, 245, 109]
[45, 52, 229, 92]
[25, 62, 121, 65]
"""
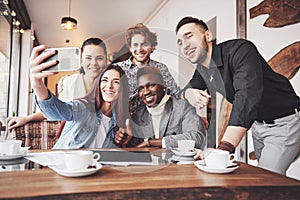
[29, 45, 58, 100]
[7, 38, 108, 131]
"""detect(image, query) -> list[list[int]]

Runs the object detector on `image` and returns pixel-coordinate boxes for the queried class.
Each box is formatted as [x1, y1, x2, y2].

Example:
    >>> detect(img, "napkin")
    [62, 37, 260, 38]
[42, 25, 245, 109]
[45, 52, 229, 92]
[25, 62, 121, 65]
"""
[26, 151, 65, 167]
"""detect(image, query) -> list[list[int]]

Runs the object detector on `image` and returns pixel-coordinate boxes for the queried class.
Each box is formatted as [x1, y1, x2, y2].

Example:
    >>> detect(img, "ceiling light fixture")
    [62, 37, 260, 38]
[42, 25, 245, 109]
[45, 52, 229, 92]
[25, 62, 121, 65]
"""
[61, 0, 77, 31]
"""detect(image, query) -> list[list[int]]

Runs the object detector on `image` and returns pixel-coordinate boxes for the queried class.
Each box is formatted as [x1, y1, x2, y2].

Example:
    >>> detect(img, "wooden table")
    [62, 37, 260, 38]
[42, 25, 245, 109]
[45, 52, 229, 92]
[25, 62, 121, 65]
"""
[0, 148, 299, 199]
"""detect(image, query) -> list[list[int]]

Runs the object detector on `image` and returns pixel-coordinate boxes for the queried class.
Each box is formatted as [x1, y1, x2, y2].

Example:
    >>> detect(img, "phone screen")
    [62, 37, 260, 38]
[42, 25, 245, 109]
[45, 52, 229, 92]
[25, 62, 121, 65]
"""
[42, 47, 81, 72]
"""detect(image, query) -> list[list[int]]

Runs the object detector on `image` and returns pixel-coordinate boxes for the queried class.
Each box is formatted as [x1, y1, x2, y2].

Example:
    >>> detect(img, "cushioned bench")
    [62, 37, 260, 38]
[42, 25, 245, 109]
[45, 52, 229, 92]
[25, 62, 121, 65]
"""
[14, 121, 61, 149]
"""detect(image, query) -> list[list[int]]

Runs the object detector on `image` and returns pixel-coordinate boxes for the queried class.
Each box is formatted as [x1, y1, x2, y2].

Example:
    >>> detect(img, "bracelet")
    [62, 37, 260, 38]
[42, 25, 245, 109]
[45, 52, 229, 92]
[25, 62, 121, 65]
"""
[144, 137, 151, 147]
[182, 89, 187, 100]
[217, 141, 235, 153]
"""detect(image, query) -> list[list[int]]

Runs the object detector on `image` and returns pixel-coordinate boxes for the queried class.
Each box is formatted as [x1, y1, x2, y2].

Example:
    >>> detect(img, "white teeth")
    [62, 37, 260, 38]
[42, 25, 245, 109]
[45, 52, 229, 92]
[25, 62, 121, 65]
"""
[187, 49, 195, 57]
[89, 67, 100, 71]
[104, 91, 114, 94]
[145, 96, 153, 101]
[135, 52, 146, 56]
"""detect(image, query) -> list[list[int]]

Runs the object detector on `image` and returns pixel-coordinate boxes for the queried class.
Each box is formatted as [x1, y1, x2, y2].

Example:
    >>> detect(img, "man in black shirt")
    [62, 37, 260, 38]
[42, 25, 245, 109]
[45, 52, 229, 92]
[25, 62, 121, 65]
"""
[175, 16, 300, 175]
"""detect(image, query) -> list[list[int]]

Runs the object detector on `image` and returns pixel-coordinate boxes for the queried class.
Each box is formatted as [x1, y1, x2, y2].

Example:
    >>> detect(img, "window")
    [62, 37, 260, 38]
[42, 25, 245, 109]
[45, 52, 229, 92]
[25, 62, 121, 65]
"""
[0, 13, 11, 126]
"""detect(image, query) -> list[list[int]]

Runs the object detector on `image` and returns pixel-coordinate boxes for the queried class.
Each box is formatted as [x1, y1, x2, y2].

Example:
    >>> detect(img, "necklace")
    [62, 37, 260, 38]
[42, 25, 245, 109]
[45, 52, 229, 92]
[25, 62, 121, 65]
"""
[210, 74, 214, 82]
[207, 68, 215, 82]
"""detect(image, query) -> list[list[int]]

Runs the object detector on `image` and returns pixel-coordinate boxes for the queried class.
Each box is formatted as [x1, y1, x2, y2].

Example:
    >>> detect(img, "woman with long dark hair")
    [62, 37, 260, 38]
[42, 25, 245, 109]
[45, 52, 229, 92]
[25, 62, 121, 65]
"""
[29, 45, 130, 148]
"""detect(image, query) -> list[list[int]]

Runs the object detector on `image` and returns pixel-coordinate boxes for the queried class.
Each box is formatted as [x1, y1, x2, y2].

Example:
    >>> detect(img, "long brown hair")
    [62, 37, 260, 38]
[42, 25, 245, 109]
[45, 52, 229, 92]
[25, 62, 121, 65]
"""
[78, 64, 130, 128]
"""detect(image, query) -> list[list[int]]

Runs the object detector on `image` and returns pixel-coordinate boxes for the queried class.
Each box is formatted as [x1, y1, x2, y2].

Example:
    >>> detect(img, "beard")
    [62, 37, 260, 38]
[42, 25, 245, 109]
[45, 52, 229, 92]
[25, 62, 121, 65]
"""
[195, 37, 209, 64]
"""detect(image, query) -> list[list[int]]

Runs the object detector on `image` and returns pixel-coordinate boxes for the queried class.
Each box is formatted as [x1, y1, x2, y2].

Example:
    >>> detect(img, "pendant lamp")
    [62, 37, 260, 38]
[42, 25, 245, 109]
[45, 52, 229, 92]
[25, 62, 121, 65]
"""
[61, 0, 77, 31]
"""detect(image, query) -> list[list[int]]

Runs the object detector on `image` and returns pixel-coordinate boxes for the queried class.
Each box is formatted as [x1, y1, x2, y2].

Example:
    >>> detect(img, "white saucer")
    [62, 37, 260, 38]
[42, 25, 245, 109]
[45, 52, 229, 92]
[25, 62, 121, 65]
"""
[171, 148, 197, 157]
[0, 157, 29, 166]
[51, 162, 102, 177]
[169, 155, 195, 163]
[194, 160, 239, 174]
[176, 160, 195, 165]
[0, 151, 28, 160]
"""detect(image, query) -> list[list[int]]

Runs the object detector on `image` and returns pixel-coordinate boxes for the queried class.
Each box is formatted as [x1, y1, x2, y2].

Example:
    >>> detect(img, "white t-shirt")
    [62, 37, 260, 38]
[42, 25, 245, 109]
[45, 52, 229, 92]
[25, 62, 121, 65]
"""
[89, 114, 111, 148]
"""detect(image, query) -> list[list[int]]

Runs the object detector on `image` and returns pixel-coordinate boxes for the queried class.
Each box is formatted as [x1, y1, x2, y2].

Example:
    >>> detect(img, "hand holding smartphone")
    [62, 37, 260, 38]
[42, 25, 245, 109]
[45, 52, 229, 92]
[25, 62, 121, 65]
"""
[42, 47, 81, 72]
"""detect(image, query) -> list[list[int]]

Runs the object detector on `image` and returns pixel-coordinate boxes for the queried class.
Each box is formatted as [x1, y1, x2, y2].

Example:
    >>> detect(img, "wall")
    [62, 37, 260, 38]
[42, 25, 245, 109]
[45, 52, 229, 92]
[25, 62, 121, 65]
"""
[247, 0, 300, 93]
[247, 0, 300, 180]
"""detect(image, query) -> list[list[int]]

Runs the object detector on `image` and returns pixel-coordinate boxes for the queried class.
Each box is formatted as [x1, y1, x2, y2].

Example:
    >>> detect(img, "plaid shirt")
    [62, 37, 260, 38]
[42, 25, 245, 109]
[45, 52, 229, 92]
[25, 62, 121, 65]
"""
[115, 57, 180, 114]
[116, 58, 180, 97]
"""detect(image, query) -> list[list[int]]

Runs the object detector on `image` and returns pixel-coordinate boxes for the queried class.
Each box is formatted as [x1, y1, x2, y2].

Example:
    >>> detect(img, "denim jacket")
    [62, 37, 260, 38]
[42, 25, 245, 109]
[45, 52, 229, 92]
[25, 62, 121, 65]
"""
[36, 92, 119, 149]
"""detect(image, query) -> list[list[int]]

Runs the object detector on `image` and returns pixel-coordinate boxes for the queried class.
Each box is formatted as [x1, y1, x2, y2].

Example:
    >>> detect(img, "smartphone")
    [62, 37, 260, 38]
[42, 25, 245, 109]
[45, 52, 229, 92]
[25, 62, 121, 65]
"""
[92, 150, 152, 162]
[42, 47, 81, 72]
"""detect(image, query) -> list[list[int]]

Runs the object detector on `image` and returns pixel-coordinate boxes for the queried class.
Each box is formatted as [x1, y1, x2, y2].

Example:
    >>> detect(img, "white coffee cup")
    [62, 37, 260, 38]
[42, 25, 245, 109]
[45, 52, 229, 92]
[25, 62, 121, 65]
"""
[204, 149, 235, 169]
[0, 140, 22, 155]
[64, 150, 101, 171]
[177, 140, 195, 152]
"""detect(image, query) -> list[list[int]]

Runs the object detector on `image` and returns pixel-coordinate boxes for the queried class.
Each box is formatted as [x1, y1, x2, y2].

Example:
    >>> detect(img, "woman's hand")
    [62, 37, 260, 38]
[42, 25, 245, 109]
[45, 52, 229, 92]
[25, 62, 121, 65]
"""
[6, 112, 46, 131]
[114, 119, 132, 146]
[6, 116, 29, 131]
[29, 45, 58, 100]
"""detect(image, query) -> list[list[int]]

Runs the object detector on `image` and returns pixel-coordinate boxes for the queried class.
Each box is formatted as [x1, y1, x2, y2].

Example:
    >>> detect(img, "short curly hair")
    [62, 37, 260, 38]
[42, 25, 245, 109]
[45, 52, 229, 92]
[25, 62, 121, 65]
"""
[125, 23, 158, 48]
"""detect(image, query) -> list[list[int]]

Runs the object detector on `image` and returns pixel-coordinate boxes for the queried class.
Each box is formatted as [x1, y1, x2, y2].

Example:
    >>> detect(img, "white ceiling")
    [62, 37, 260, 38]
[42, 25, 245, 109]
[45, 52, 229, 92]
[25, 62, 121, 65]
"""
[23, 0, 166, 52]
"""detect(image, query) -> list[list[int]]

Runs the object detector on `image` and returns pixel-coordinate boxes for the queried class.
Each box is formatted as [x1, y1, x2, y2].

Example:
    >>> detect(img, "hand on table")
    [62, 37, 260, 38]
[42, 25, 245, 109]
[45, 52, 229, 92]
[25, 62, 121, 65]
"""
[194, 149, 205, 160]
[193, 148, 216, 160]
[136, 141, 147, 148]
